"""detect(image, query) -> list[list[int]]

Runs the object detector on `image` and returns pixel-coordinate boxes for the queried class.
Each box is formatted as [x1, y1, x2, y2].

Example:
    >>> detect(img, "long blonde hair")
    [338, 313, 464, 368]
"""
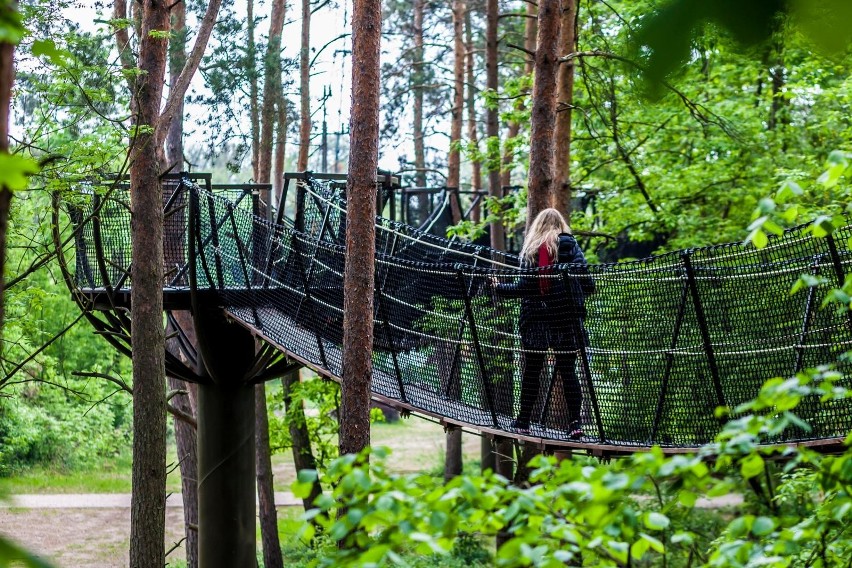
[521, 208, 571, 264]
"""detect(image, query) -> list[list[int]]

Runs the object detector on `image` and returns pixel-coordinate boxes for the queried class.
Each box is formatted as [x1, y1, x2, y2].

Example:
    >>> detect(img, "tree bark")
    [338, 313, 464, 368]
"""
[129, 1, 169, 566]
[257, 0, 286, 185]
[298, 0, 312, 171]
[0, 24, 14, 339]
[526, 0, 562, 227]
[553, 0, 577, 215]
[255, 384, 283, 568]
[500, 0, 536, 189]
[248, 0, 260, 180]
[340, 0, 382, 457]
[412, 0, 427, 190]
[166, 1, 186, 170]
[168, 376, 198, 568]
[465, 7, 482, 222]
[273, 93, 287, 202]
[485, 0, 503, 251]
[254, 4, 287, 562]
[155, 0, 224, 149]
[446, 0, 465, 224]
[282, 369, 323, 507]
[165, 10, 198, 566]
[445, 427, 463, 481]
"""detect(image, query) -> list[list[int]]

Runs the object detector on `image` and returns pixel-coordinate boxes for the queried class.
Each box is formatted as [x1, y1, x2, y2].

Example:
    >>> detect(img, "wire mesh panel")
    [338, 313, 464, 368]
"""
[67, 173, 852, 449]
[183, 176, 852, 448]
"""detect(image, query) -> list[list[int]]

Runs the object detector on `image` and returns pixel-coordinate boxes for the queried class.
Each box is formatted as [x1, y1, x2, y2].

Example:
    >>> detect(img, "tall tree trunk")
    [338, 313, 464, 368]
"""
[446, 0, 465, 225]
[412, 0, 427, 189]
[483, 0, 514, 495]
[0, 11, 14, 340]
[282, 369, 323, 506]
[255, 385, 283, 568]
[165, 8, 198, 567]
[465, 7, 482, 223]
[168, 377, 198, 568]
[247, 0, 260, 180]
[500, 1, 536, 189]
[341, 0, 382, 457]
[444, 0, 467, 481]
[254, 3, 287, 564]
[485, 0, 503, 251]
[298, 0, 312, 171]
[166, 2, 186, 170]
[273, 94, 287, 204]
[526, 0, 562, 227]
[257, 0, 285, 187]
[553, 0, 577, 215]
[129, 2, 169, 566]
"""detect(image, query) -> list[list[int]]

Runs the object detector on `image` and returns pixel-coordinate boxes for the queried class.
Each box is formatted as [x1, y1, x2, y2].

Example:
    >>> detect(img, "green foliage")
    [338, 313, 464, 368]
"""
[287, 367, 852, 567]
[268, 374, 341, 471]
[0, 535, 54, 568]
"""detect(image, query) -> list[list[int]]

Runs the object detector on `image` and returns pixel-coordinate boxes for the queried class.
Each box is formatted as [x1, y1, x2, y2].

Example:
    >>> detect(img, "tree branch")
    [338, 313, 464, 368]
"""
[157, 0, 225, 148]
[72, 371, 133, 394]
[506, 42, 535, 59]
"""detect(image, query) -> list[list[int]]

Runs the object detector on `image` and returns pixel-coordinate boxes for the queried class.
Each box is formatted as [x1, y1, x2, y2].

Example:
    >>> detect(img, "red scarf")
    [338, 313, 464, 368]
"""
[538, 242, 555, 295]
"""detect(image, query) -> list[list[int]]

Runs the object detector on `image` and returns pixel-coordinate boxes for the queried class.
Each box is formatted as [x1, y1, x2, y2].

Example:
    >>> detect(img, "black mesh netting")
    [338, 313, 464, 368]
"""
[71, 175, 852, 448]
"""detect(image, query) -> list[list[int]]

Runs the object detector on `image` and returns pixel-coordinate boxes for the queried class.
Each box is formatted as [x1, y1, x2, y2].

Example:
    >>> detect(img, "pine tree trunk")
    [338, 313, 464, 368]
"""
[273, 94, 287, 203]
[465, 7, 482, 222]
[553, 0, 577, 215]
[445, 427, 463, 481]
[526, 0, 562, 226]
[248, 0, 260, 180]
[485, 0, 503, 251]
[165, 18, 198, 563]
[129, 2, 169, 566]
[254, 3, 287, 562]
[255, 384, 284, 568]
[446, 0, 465, 224]
[412, 0, 426, 190]
[298, 0, 312, 171]
[500, 1, 535, 189]
[168, 376, 198, 568]
[258, 0, 285, 185]
[166, 2, 186, 170]
[0, 25, 14, 339]
[282, 369, 323, 506]
[340, 0, 382, 457]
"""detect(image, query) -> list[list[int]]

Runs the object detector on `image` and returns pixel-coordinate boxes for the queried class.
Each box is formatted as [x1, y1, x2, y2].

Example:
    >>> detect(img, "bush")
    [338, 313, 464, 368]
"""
[290, 367, 851, 567]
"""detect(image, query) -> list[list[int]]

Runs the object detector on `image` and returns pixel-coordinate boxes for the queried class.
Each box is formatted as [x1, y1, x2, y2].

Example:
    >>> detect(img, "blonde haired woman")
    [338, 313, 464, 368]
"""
[494, 208, 594, 438]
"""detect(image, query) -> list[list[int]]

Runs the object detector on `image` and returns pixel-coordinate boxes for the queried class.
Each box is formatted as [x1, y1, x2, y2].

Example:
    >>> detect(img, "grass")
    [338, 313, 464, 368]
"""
[0, 446, 184, 494]
[0, 415, 480, 497]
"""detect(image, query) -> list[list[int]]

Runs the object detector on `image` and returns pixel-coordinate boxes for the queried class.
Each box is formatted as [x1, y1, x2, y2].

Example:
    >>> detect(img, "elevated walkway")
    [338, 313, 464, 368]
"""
[62, 173, 852, 455]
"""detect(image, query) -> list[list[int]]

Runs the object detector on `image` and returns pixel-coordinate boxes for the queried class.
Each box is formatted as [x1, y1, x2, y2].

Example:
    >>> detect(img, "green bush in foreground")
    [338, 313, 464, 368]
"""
[292, 367, 851, 567]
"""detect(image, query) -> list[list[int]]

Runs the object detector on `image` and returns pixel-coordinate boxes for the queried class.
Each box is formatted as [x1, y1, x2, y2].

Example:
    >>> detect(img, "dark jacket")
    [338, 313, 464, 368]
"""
[495, 233, 594, 350]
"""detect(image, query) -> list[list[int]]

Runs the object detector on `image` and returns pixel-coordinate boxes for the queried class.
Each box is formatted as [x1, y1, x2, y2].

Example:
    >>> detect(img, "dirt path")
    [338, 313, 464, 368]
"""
[0, 508, 187, 568]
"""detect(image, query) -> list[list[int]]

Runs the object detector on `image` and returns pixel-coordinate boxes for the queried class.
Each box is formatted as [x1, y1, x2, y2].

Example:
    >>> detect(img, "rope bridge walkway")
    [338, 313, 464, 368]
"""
[67, 174, 852, 453]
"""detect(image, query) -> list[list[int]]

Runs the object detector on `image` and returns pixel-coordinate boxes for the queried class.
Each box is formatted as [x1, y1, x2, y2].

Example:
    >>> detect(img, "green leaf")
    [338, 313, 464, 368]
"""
[741, 453, 764, 479]
[644, 512, 671, 531]
[751, 516, 775, 536]
[0, 535, 55, 568]
[811, 215, 835, 238]
[31, 39, 67, 65]
[0, 153, 39, 191]
[776, 180, 803, 203]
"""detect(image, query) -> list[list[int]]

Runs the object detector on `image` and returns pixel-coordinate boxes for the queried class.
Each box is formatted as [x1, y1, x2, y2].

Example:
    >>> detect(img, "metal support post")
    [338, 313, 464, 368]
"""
[197, 382, 256, 568]
[682, 252, 726, 410]
[651, 280, 689, 442]
[457, 269, 499, 428]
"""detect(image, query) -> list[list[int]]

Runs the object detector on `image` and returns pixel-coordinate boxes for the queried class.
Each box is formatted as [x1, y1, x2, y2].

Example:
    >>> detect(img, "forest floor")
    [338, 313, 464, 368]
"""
[0, 417, 480, 568]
